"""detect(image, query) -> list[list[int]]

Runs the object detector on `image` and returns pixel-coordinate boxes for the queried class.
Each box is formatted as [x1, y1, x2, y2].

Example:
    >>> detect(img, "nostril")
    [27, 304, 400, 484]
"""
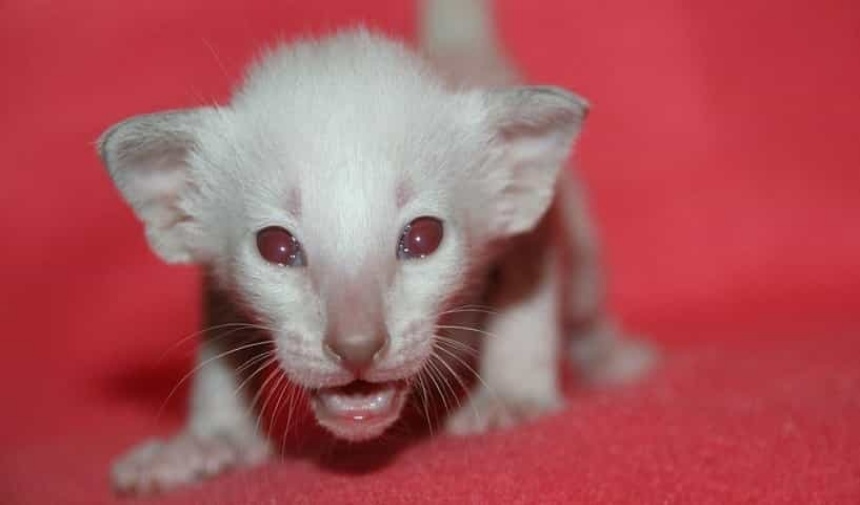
[373, 336, 390, 362]
[323, 342, 342, 363]
[324, 332, 388, 373]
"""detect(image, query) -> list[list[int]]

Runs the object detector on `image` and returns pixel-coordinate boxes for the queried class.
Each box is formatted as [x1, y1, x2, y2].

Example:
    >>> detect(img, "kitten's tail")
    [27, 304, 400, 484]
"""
[419, 0, 496, 57]
[418, 0, 518, 86]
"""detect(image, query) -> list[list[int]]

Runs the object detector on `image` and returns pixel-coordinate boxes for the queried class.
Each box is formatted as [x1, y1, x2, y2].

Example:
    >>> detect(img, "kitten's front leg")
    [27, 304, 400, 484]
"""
[111, 335, 273, 494]
[445, 232, 564, 435]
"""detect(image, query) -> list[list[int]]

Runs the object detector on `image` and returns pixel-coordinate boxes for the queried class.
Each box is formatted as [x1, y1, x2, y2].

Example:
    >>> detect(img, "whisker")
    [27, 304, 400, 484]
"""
[274, 379, 293, 457]
[436, 324, 501, 339]
[446, 303, 498, 311]
[155, 340, 273, 422]
[411, 372, 435, 436]
[157, 322, 274, 363]
[251, 363, 283, 439]
[433, 334, 480, 358]
[200, 37, 232, 87]
[261, 370, 289, 442]
[272, 374, 303, 455]
[423, 355, 454, 417]
[429, 354, 463, 416]
[231, 353, 276, 404]
[281, 384, 307, 457]
[431, 338, 501, 408]
[420, 373, 436, 435]
[432, 342, 484, 423]
[437, 306, 499, 317]
[234, 351, 274, 378]
[431, 343, 472, 398]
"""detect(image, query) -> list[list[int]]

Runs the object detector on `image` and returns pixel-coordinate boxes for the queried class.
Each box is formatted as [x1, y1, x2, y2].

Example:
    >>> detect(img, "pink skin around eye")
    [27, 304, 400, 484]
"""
[257, 227, 298, 265]
[403, 218, 443, 258]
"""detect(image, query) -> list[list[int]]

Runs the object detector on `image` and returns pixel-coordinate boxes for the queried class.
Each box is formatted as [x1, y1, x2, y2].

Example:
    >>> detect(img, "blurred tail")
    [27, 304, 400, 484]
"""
[419, 0, 497, 56]
[418, 0, 517, 85]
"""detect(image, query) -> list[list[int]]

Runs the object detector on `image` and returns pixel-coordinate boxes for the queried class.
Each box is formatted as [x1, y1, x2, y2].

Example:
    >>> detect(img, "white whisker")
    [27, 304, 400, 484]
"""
[155, 340, 273, 422]
[412, 372, 435, 435]
[231, 352, 276, 402]
[251, 363, 283, 438]
[436, 324, 500, 339]
[157, 322, 274, 363]
[434, 334, 480, 357]
[432, 336, 501, 408]
[424, 354, 457, 416]
[261, 370, 289, 440]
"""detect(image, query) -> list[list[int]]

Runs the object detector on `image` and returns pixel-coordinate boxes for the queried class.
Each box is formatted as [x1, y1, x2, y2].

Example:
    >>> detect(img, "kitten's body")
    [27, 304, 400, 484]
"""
[101, 0, 655, 494]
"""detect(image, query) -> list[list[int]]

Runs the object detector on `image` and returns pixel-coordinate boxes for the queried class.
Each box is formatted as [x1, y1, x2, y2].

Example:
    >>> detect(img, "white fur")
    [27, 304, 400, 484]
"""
[100, 0, 654, 495]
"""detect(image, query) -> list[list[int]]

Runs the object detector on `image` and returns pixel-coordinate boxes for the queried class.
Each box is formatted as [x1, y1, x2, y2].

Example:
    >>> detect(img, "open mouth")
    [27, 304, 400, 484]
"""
[310, 380, 409, 441]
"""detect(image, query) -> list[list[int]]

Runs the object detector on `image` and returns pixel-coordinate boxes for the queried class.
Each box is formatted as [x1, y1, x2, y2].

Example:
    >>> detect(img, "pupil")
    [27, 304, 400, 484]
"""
[257, 227, 300, 266]
[401, 217, 442, 259]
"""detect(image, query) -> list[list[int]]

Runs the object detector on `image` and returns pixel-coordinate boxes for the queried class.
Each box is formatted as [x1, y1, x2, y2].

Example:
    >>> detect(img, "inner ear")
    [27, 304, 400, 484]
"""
[97, 107, 216, 263]
[489, 86, 588, 141]
[480, 86, 589, 237]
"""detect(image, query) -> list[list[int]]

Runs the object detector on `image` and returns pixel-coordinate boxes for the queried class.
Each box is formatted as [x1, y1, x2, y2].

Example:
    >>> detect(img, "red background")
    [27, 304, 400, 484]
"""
[2, 0, 859, 503]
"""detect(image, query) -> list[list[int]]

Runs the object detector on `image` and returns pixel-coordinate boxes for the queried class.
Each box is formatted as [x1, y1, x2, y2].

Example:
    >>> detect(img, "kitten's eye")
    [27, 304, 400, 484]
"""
[256, 226, 306, 267]
[398, 217, 443, 260]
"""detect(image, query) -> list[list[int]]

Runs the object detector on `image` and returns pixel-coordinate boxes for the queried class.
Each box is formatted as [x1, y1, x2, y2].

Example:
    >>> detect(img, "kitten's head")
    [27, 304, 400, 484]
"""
[98, 31, 587, 441]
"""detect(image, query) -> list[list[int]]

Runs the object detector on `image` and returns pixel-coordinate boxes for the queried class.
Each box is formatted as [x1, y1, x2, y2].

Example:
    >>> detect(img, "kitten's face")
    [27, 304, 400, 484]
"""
[98, 33, 584, 442]
[194, 86, 489, 440]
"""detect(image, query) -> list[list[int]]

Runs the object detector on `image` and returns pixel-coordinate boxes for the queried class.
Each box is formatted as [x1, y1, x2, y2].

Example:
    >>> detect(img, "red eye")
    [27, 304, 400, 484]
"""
[256, 226, 306, 267]
[398, 217, 444, 260]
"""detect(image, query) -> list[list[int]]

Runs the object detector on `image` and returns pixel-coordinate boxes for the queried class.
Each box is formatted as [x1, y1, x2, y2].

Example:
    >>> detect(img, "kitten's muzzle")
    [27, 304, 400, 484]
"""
[321, 267, 391, 375]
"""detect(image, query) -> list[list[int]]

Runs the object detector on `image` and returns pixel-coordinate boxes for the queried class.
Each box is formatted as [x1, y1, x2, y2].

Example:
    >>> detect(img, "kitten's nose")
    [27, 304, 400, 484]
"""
[324, 332, 388, 374]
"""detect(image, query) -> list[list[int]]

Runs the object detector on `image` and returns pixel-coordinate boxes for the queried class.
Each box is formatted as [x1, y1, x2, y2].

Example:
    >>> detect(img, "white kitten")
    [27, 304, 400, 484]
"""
[99, 0, 655, 495]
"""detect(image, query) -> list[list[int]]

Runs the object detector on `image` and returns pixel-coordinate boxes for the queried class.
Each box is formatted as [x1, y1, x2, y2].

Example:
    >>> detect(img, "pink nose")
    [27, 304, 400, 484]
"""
[324, 332, 387, 374]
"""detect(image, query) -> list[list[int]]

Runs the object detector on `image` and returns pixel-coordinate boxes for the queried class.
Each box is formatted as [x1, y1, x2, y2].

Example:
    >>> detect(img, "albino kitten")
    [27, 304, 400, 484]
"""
[99, 0, 655, 494]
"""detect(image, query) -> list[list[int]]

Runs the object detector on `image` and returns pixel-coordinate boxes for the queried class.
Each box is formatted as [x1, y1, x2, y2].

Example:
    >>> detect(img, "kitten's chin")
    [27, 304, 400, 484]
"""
[310, 379, 409, 441]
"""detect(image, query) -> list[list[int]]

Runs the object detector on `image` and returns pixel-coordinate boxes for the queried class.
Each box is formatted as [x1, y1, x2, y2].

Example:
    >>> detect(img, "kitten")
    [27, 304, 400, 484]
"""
[99, 0, 655, 494]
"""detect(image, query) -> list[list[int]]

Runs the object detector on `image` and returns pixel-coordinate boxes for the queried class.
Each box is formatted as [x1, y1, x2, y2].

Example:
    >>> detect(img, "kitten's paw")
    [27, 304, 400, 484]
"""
[111, 432, 271, 495]
[444, 389, 564, 436]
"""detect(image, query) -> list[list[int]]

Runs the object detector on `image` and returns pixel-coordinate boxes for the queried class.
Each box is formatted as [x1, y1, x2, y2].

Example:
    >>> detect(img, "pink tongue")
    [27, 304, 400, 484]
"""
[318, 381, 397, 420]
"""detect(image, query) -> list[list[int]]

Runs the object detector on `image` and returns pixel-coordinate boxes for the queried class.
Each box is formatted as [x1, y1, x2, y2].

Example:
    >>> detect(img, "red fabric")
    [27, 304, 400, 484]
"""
[2, 1, 859, 503]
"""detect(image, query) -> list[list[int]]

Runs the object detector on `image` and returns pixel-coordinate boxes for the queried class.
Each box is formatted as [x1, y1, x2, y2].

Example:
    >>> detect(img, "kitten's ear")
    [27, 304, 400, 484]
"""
[97, 108, 215, 263]
[479, 86, 589, 237]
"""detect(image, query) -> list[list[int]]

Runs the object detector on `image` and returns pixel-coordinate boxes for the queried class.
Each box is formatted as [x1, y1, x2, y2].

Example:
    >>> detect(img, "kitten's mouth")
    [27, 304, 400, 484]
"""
[310, 380, 409, 441]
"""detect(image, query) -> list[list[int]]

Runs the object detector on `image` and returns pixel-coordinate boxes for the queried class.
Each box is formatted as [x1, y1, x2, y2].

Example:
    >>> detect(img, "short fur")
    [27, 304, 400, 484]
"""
[100, 0, 655, 494]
